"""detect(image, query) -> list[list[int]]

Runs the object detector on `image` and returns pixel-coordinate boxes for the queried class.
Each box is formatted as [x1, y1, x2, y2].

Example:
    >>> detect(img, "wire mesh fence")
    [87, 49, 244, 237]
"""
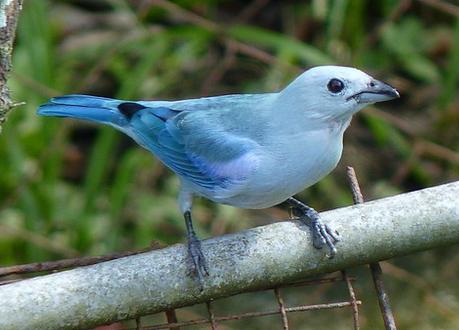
[0, 167, 396, 329]
[129, 272, 361, 330]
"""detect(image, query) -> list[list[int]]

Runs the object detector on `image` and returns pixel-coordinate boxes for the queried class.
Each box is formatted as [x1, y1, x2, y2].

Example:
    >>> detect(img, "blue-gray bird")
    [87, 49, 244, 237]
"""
[38, 66, 399, 284]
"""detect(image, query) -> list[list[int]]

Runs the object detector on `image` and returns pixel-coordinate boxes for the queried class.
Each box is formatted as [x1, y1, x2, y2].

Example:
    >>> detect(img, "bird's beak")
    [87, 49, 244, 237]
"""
[348, 80, 400, 104]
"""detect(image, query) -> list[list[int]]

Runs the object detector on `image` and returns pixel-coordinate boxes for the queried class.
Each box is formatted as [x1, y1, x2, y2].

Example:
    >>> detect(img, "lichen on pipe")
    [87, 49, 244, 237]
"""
[0, 181, 458, 330]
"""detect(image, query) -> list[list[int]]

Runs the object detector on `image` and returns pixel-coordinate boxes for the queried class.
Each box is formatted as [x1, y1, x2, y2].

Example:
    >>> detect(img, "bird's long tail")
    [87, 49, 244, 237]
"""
[37, 94, 128, 126]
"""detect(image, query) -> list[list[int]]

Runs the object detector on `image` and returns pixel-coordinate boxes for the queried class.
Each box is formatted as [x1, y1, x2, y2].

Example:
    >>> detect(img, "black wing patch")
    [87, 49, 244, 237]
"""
[118, 102, 147, 119]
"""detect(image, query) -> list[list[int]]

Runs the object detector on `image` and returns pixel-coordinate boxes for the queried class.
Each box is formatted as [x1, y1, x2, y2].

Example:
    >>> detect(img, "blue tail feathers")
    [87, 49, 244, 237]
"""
[37, 94, 128, 126]
[48, 94, 116, 107]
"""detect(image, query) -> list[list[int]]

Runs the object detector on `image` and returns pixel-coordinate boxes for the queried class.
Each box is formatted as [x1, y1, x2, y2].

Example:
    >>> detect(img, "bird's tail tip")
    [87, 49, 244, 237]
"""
[37, 94, 125, 125]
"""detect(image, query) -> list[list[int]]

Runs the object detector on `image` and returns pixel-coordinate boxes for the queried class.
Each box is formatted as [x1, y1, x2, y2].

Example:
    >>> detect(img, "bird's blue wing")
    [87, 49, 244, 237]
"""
[129, 107, 260, 193]
[37, 94, 262, 194]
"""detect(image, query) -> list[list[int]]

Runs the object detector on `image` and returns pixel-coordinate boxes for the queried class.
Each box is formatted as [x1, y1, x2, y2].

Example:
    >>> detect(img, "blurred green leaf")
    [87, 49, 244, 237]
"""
[229, 25, 333, 65]
[439, 18, 459, 110]
[382, 18, 440, 82]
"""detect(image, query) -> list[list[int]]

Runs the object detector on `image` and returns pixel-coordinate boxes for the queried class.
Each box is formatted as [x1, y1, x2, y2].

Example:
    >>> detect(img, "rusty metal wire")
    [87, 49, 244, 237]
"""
[206, 300, 217, 330]
[137, 301, 361, 330]
[346, 166, 397, 330]
[274, 288, 289, 330]
[0, 245, 161, 277]
[141, 300, 362, 330]
[342, 270, 360, 330]
[164, 310, 179, 330]
[124, 274, 361, 330]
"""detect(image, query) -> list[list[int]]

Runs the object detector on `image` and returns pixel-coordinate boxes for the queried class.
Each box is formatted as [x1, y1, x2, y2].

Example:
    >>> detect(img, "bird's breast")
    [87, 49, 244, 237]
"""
[217, 128, 344, 209]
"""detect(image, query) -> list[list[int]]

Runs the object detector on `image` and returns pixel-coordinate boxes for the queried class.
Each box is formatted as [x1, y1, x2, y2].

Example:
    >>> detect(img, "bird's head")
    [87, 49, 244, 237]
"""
[279, 65, 399, 123]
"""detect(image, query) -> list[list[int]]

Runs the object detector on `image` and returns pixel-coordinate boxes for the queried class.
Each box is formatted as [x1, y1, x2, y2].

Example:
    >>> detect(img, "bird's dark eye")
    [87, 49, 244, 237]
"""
[327, 78, 344, 93]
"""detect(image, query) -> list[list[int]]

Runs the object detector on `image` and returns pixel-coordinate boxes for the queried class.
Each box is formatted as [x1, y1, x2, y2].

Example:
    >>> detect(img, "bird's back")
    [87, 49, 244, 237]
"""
[140, 93, 276, 112]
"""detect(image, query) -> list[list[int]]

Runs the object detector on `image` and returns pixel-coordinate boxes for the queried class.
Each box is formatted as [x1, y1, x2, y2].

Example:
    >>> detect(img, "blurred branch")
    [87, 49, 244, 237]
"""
[381, 262, 459, 321]
[0, 223, 79, 258]
[364, 108, 459, 166]
[146, 0, 219, 31]
[415, 140, 459, 165]
[417, 0, 459, 17]
[140, 0, 299, 72]
[367, 0, 412, 45]
[0, 0, 22, 132]
[234, 0, 270, 23]
[11, 72, 60, 98]
[201, 41, 237, 94]
[0, 181, 458, 329]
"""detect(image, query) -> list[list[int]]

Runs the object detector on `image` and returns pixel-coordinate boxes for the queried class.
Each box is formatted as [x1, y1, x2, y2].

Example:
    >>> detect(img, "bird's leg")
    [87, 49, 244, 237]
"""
[184, 211, 209, 285]
[286, 197, 340, 258]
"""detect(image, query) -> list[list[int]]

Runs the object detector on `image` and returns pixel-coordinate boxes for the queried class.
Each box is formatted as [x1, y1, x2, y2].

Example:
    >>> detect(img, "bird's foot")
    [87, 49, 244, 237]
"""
[288, 198, 340, 258]
[188, 235, 209, 288]
[305, 211, 340, 258]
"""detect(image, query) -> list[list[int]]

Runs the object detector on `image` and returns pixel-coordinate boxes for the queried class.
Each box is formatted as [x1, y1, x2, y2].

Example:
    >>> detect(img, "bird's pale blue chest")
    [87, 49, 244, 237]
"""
[210, 123, 345, 209]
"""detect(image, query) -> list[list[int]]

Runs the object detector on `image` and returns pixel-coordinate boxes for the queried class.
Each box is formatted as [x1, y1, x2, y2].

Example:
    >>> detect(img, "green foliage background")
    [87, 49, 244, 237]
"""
[1, 0, 459, 329]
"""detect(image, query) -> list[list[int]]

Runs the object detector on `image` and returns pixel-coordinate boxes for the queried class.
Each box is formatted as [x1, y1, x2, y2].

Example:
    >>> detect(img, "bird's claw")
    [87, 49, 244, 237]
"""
[298, 208, 340, 258]
[310, 219, 340, 258]
[188, 236, 209, 288]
